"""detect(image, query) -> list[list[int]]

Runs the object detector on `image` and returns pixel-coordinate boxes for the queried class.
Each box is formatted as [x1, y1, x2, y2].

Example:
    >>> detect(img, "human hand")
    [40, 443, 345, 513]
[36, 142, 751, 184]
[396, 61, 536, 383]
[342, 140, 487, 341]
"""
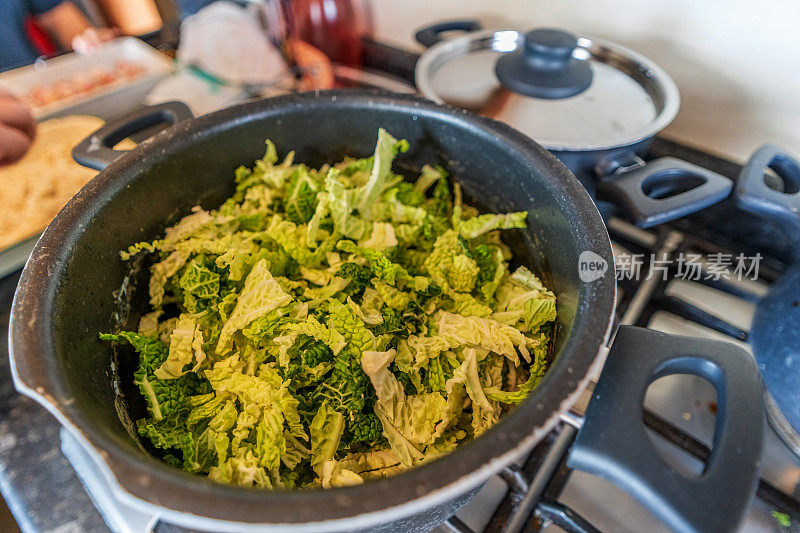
[71, 27, 119, 54]
[289, 39, 334, 91]
[0, 91, 36, 166]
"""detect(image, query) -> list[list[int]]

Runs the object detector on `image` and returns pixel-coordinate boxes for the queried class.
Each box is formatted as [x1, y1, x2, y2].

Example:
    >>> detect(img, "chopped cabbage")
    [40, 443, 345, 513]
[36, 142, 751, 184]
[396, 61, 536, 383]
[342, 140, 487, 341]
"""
[101, 129, 556, 489]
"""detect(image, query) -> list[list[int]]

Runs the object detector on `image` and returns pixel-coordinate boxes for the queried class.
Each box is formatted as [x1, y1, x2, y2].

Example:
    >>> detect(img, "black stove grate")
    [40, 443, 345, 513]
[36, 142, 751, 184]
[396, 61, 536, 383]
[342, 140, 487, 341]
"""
[445, 409, 800, 533]
[437, 137, 800, 533]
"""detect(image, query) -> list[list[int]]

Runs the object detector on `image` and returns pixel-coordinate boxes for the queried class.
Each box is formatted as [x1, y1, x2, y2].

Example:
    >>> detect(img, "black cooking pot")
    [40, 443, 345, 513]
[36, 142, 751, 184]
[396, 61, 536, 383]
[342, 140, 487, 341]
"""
[10, 91, 763, 532]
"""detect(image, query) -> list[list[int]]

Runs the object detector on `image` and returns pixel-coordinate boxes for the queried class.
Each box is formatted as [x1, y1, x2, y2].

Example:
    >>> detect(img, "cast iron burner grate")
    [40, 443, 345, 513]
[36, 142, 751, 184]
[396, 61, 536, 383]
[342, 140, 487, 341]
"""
[433, 137, 800, 532]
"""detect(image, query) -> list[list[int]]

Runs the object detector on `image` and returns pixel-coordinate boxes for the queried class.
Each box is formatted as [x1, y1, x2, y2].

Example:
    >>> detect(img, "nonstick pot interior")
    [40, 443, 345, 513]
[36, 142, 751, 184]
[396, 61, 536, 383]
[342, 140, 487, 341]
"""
[10, 90, 615, 526]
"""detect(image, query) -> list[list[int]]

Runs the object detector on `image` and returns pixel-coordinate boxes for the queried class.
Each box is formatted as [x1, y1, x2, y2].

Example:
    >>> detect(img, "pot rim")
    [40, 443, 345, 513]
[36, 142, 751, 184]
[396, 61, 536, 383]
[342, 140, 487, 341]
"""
[9, 89, 616, 526]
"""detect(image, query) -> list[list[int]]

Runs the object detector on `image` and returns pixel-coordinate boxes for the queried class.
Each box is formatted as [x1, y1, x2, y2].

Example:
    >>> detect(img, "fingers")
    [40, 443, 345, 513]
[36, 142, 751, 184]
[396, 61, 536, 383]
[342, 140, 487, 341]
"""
[72, 27, 119, 54]
[289, 39, 335, 91]
[0, 88, 22, 101]
[0, 124, 34, 165]
[71, 28, 100, 54]
[0, 98, 36, 140]
[104, 27, 120, 40]
[0, 95, 36, 165]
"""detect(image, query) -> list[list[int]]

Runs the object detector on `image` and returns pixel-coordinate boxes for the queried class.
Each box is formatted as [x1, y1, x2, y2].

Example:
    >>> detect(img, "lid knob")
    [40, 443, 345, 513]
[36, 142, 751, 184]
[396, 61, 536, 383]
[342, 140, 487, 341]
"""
[495, 28, 593, 99]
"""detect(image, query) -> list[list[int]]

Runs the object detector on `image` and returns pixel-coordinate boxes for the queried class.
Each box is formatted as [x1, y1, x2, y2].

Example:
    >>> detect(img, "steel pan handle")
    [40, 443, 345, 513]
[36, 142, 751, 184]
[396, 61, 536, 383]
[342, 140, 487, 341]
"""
[567, 326, 764, 533]
[72, 101, 193, 171]
[596, 155, 733, 228]
[415, 20, 482, 48]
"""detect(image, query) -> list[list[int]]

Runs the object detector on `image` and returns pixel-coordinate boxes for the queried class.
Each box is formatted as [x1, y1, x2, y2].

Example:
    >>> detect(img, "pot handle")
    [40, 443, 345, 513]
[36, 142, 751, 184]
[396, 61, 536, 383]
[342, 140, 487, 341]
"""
[72, 101, 193, 171]
[567, 326, 764, 533]
[595, 156, 732, 228]
[415, 20, 482, 48]
[734, 143, 800, 233]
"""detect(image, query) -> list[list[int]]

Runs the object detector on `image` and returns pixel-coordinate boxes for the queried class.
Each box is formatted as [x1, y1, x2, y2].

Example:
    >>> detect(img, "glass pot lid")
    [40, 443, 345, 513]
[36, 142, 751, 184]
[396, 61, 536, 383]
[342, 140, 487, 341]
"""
[415, 28, 680, 152]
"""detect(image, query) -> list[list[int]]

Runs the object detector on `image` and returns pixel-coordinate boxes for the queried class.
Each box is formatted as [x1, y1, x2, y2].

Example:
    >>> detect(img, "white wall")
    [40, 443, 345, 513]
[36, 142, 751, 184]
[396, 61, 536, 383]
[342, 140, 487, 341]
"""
[371, 0, 800, 162]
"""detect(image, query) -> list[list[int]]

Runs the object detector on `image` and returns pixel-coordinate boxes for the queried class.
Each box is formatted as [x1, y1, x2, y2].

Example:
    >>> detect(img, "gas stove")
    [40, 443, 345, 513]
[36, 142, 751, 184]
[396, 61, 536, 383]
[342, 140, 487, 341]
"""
[440, 161, 795, 533]
[428, 138, 800, 533]
[1, 42, 799, 533]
